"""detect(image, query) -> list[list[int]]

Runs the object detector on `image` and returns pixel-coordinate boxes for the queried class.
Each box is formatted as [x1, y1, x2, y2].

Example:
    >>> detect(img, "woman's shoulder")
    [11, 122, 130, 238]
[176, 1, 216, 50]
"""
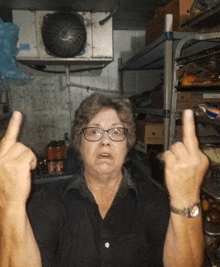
[28, 177, 74, 205]
[123, 161, 169, 203]
[124, 160, 167, 190]
[136, 177, 169, 201]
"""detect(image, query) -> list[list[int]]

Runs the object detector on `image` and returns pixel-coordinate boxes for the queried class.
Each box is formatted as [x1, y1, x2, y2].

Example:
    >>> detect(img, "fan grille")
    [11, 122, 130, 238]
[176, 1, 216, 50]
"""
[42, 12, 87, 58]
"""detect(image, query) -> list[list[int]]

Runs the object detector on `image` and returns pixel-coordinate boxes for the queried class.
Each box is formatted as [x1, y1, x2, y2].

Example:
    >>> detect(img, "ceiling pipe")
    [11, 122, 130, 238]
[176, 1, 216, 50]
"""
[65, 65, 70, 84]
[65, 65, 121, 94]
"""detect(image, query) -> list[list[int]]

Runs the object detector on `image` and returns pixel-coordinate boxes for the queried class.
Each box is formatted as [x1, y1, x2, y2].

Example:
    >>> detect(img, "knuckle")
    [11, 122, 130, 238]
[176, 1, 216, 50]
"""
[15, 142, 27, 149]
[162, 150, 172, 160]
[175, 141, 183, 146]
[170, 141, 182, 149]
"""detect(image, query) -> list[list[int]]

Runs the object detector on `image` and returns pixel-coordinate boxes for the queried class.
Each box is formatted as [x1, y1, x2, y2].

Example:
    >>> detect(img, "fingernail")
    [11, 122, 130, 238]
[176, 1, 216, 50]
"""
[12, 111, 21, 118]
[185, 109, 193, 117]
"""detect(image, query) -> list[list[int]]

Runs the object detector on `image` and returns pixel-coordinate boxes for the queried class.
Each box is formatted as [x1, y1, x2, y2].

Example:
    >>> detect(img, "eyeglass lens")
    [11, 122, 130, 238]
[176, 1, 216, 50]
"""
[83, 127, 127, 141]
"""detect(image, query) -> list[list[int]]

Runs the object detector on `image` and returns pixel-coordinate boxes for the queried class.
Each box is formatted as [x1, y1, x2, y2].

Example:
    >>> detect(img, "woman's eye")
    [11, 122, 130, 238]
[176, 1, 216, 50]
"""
[90, 130, 98, 135]
[113, 128, 121, 135]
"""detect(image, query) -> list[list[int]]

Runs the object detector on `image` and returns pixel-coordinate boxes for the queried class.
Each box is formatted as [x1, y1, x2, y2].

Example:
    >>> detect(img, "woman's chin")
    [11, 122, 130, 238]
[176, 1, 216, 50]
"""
[94, 164, 121, 176]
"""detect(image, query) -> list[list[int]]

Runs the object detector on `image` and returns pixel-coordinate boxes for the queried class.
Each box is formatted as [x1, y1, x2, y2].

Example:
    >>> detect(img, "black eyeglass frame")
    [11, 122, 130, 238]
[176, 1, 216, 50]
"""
[82, 127, 128, 142]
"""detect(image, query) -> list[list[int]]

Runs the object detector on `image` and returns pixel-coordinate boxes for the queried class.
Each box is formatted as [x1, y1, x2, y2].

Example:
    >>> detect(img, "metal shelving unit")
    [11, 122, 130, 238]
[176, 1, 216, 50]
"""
[181, 3, 220, 30]
[120, 10, 220, 261]
[119, 14, 220, 150]
[119, 14, 180, 150]
[170, 31, 220, 146]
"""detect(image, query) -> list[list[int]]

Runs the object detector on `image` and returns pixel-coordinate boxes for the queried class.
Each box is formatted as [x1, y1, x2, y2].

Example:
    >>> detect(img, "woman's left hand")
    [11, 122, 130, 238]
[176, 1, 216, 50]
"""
[162, 110, 209, 207]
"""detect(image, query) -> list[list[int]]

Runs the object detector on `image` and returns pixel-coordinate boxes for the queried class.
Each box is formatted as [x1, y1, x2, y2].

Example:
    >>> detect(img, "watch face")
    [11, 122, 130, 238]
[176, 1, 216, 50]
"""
[189, 205, 200, 217]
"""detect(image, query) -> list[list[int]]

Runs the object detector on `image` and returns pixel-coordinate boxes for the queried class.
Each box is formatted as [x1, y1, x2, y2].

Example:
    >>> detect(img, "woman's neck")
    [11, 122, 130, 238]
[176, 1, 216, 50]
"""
[84, 170, 123, 219]
[84, 169, 123, 193]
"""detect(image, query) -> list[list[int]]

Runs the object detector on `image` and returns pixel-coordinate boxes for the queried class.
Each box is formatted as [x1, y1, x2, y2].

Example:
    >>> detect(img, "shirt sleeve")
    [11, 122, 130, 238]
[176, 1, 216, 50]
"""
[27, 185, 60, 267]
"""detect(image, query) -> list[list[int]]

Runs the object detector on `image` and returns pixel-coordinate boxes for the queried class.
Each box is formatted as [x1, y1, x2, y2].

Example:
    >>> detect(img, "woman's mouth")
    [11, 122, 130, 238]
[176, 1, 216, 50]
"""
[98, 153, 112, 159]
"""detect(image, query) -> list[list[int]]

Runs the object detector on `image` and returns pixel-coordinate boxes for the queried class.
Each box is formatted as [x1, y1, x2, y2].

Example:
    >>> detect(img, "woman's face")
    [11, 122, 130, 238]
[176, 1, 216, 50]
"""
[80, 108, 128, 177]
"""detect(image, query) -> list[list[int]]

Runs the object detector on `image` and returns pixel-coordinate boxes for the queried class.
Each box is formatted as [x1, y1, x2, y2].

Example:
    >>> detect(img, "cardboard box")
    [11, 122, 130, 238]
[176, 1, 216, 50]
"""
[177, 92, 220, 109]
[146, 0, 194, 46]
[136, 120, 182, 145]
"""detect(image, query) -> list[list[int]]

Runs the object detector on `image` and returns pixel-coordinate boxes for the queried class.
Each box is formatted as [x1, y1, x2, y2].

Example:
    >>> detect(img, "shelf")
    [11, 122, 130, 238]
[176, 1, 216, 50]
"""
[119, 32, 192, 71]
[204, 220, 220, 237]
[202, 176, 220, 237]
[181, 4, 220, 30]
[120, 15, 220, 150]
[202, 175, 220, 202]
[171, 136, 220, 146]
[174, 32, 220, 65]
[134, 108, 164, 117]
[119, 31, 220, 71]
[176, 85, 220, 92]
[175, 43, 220, 65]
[134, 108, 220, 126]
[195, 116, 220, 127]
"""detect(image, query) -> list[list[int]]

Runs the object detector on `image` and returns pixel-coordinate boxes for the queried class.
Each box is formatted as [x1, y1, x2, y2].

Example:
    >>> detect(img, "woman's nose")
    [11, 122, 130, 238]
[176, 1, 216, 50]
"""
[101, 131, 111, 145]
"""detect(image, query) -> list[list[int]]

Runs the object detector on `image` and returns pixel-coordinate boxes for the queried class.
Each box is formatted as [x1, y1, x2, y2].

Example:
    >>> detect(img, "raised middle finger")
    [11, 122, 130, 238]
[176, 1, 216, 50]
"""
[182, 109, 199, 154]
[0, 111, 23, 154]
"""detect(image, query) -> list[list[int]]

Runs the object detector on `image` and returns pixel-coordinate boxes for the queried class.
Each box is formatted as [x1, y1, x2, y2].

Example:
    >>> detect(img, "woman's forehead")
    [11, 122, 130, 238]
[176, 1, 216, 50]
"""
[88, 108, 122, 126]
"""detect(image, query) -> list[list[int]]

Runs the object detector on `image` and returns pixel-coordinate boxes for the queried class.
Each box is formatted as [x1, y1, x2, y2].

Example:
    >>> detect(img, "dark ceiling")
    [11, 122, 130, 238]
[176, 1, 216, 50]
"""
[0, 0, 172, 30]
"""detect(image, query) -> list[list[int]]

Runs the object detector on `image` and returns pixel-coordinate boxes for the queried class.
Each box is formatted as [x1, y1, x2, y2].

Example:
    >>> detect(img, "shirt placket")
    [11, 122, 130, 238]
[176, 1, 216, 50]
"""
[100, 227, 113, 267]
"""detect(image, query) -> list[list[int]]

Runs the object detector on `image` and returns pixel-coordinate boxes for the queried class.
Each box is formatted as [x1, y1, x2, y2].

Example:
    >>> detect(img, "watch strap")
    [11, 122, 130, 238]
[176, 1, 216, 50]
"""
[170, 200, 201, 218]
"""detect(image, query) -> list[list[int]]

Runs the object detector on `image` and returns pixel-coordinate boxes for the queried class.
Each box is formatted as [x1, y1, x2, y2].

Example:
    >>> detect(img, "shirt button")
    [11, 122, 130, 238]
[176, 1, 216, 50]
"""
[105, 242, 110, 248]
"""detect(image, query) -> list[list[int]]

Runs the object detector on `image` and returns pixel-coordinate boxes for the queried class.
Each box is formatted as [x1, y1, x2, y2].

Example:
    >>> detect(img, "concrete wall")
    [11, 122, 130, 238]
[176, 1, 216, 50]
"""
[9, 30, 161, 157]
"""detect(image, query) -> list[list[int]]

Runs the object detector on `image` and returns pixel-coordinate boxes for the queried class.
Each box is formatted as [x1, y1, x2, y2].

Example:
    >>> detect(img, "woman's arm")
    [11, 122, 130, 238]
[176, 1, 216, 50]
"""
[0, 111, 42, 267]
[163, 205, 204, 266]
[0, 206, 42, 267]
[162, 110, 209, 266]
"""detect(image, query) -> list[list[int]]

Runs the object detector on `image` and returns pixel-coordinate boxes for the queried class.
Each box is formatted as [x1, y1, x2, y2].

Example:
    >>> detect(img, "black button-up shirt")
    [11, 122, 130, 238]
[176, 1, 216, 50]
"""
[27, 168, 170, 267]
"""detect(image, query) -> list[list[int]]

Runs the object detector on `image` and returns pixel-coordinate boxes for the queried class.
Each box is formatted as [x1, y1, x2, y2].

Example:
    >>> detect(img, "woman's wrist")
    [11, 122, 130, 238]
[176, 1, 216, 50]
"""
[169, 194, 200, 210]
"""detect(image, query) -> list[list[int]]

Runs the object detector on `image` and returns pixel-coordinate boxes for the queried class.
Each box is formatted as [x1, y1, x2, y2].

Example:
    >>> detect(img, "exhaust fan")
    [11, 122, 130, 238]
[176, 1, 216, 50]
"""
[41, 12, 86, 58]
[12, 10, 113, 66]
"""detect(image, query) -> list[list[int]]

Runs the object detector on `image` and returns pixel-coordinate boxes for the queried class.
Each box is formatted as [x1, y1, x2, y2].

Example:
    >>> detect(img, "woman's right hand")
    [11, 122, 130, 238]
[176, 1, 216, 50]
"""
[0, 111, 37, 209]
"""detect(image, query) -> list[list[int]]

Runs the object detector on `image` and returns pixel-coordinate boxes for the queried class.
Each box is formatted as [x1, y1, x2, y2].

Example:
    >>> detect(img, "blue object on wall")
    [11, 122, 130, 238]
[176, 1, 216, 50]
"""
[0, 18, 32, 91]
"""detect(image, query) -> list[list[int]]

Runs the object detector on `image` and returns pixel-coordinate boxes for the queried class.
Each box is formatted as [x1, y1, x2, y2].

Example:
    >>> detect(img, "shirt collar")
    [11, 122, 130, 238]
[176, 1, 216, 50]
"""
[63, 167, 137, 198]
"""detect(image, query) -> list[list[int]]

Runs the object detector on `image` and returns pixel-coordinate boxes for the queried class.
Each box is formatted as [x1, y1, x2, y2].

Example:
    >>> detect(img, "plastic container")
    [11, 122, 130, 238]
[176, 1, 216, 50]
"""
[46, 141, 57, 161]
[55, 140, 66, 160]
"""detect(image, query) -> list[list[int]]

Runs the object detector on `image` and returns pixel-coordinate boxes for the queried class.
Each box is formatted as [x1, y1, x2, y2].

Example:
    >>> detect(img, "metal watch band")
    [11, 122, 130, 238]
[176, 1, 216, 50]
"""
[170, 200, 201, 218]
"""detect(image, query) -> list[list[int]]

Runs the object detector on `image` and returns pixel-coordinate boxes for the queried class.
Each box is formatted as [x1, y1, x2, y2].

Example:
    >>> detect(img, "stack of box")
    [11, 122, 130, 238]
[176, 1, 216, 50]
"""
[136, 120, 182, 145]
[145, 0, 194, 46]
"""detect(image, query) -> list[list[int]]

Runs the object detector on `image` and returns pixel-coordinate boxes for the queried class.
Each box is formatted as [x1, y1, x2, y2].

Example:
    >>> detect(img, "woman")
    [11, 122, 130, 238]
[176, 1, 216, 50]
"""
[71, 93, 136, 218]
[0, 93, 209, 266]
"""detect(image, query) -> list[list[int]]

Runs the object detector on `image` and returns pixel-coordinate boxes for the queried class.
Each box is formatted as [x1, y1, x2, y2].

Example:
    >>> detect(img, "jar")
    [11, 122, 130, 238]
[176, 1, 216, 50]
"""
[47, 160, 56, 175]
[55, 160, 64, 175]
[55, 140, 66, 160]
[47, 141, 57, 161]
[38, 158, 48, 175]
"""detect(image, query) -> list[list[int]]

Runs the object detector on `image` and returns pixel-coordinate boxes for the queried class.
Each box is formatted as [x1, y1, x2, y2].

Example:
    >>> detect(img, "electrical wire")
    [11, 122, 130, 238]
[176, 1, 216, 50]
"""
[64, 65, 121, 95]
[99, 5, 119, 25]
[66, 81, 121, 94]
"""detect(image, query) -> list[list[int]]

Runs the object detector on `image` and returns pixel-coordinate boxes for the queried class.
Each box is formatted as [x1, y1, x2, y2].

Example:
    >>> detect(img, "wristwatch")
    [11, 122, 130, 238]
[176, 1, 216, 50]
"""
[170, 201, 201, 218]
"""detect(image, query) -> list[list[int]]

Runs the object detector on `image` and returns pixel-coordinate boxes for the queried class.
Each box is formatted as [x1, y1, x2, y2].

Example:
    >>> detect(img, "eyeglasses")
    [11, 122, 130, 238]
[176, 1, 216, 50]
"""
[82, 127, 128, 142]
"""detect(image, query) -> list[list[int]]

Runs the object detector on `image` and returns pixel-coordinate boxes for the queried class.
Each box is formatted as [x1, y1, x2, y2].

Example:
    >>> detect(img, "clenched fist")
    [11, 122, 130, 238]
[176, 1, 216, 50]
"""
[0, 111, 37, 209]
[162, 110, 209, 208]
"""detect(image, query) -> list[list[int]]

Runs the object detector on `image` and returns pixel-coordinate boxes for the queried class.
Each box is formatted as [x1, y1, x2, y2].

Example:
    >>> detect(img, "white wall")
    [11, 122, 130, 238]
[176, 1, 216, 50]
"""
[9, 30, 161, 156]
